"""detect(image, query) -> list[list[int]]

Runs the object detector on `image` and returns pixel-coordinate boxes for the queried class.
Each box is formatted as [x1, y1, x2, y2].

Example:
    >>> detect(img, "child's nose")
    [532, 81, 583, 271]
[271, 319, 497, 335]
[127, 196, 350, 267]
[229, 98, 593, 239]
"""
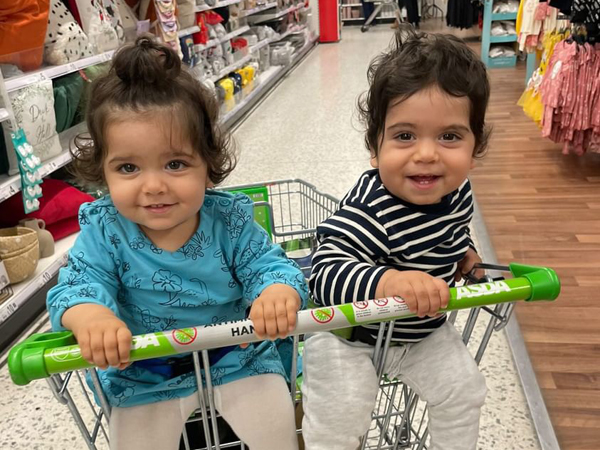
[142, 173, 167, 195]
[413, 140, 439, 163]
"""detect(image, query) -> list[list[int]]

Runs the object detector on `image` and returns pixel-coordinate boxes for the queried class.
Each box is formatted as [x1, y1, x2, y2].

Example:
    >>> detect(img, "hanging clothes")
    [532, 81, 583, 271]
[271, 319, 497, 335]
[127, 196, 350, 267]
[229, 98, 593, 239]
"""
[446, 0, 480, 29]
[572, 0, 600, 25]
[519, 30, 569, 124]
[572, 0, 600, 40]
[548, 0, 571, 15]
[518, 0, 563, 52]
[537, 39, 600, 154]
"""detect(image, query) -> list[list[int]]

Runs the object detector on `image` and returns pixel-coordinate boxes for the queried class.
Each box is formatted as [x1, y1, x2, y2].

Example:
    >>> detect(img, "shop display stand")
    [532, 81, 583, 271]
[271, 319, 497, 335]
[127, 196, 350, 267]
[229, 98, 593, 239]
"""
[481, 0, 518, 68]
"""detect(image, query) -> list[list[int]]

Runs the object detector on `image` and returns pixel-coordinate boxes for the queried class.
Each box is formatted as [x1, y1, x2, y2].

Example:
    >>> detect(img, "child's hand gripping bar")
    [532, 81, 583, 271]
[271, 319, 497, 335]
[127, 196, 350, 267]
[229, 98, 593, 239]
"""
[8, 263, 560, 386]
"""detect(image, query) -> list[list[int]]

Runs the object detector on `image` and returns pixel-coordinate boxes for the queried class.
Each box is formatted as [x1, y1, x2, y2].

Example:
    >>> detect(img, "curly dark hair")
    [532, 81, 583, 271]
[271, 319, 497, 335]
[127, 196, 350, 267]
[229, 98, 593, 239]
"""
[71, 34, 235, 185]
[358, 26, 491, 158]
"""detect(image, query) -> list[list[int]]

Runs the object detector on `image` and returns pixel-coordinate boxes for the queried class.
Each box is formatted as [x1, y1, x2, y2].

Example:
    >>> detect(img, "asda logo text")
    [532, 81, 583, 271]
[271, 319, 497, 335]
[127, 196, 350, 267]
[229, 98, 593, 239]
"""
[456, 280, 511, 299]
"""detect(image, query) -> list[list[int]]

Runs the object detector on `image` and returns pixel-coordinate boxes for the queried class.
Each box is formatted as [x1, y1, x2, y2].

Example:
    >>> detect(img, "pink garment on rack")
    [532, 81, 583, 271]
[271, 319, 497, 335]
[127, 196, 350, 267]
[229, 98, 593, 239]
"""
[540, 40, 600, 155]
[535, 1, 549, 20]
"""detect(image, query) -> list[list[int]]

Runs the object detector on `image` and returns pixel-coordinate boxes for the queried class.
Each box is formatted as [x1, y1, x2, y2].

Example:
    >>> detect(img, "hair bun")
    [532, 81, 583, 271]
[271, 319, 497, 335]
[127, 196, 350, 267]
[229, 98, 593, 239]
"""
[113, 34, 181, 89]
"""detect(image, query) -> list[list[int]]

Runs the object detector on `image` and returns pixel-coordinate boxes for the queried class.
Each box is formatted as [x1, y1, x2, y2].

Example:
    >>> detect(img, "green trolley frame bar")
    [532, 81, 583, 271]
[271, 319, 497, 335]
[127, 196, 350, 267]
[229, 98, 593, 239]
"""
[8, 263, 560, 386]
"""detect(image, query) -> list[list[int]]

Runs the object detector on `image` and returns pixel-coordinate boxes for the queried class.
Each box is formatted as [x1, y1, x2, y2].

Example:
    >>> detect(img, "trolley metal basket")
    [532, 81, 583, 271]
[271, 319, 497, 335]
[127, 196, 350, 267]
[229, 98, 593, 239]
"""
[31, 180, 523, 450]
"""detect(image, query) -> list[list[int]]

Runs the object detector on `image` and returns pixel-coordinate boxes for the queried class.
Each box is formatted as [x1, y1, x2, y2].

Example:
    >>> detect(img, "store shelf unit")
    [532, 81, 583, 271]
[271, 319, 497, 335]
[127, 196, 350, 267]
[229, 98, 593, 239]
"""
[340, 0, 363, 22]
[0, 123, 86, 203]
[196, 0, 243, 12]
[241, 2, 278, 17]
[4, 51, 114, 93]
[491, 11, 517, 20]
[0, 233, 79, 327]
[222, 34, 317, 127]
[490, 34, 518, 44]
[206, 25, 308, 82]
[247, 3, 305, 23]
[194, 25, 251, 52]
[222, 65, 285, 123]
[178, 25, 201, 37]
[209, 54, 254, 82]
[481, 0, 518, 68]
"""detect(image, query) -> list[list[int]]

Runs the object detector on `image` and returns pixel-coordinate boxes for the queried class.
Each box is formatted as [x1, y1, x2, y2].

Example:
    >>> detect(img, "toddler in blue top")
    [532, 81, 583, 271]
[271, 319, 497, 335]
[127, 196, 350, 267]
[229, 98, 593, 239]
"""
[46, 35, 308, 450]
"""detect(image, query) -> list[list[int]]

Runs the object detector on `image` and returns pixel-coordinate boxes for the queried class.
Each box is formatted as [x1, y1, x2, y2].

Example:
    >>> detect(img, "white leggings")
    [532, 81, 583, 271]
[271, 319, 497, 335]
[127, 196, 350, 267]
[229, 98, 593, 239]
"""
[301, 322, 488, 450]
[109, 374, 298, 450]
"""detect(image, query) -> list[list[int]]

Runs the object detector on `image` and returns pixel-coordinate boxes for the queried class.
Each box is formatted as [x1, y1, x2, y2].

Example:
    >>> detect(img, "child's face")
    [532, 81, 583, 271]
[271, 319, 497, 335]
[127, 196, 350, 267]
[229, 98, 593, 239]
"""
[103, 114, 209, 246]
[371, 85, 476, 205]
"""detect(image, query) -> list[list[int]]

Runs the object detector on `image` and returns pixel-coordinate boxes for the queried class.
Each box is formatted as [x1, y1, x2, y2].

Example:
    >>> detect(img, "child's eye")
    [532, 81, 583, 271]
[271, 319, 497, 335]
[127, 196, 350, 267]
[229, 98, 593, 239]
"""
[118, 163, 138, 173]
[441, 133, 461, 142]
[396, 132, 415, 141]
[166, 160, 187, 170]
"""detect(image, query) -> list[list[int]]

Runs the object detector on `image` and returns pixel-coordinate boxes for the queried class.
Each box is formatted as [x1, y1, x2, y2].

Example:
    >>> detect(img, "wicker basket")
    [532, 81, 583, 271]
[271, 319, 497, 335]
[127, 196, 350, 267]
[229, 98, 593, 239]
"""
[0, 228, 40, 283]
[0, 227, 38, 256]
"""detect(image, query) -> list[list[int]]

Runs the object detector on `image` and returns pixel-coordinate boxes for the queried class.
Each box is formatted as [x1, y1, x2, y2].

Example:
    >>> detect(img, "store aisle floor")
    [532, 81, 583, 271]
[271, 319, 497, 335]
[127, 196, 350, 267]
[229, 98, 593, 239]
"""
[0, 27, 543, 450]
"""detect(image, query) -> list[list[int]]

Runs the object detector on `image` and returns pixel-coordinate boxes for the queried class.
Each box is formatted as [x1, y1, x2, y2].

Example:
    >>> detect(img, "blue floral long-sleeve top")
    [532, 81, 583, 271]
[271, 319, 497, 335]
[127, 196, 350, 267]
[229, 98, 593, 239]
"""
[47, 191, 309, 408]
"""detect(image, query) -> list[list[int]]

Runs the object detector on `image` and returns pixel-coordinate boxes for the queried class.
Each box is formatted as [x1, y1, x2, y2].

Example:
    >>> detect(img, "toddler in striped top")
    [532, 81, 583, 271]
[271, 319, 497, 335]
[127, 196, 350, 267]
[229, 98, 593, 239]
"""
[301, 26, 492, 450]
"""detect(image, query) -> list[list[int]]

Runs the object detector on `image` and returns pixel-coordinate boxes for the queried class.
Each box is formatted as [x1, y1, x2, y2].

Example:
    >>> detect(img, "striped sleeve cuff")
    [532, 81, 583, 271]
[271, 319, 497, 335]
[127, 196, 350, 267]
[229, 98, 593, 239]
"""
[310, 260, 392, 305]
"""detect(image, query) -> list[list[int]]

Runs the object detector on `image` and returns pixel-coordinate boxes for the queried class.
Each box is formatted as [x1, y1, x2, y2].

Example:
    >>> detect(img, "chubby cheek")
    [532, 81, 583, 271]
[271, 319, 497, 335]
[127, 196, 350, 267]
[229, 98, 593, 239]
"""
[179, 179, 207, 205]
[106, 178, 136, 215]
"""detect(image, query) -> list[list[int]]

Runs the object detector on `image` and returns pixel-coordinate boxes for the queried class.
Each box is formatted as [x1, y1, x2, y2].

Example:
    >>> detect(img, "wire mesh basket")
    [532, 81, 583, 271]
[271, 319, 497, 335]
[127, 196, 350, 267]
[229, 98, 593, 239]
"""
[39, 179, 515, 450]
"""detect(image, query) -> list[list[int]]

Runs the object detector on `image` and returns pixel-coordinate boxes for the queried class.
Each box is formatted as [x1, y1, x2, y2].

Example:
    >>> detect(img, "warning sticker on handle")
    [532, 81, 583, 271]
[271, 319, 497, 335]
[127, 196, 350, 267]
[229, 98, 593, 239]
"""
[172, 327, 198, 345]
[311, 308, 335, 324]
[352, 298, 411, 323]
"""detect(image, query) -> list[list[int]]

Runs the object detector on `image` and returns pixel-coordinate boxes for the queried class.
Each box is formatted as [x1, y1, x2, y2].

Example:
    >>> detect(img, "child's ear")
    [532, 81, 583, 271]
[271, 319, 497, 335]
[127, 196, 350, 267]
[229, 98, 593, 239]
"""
[370, 150, 379, 169]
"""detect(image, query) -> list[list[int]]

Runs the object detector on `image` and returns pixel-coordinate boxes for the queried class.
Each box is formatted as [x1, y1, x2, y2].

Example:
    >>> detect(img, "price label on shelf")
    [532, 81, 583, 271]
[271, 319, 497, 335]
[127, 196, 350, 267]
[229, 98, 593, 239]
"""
[47, 160, 58, 172]
[0, 261, 9, 290]
[2, 183, 18, 201]
[0, 300, 18, 323]
[41, 270, 53, 286]
[45, 66, 70, 79]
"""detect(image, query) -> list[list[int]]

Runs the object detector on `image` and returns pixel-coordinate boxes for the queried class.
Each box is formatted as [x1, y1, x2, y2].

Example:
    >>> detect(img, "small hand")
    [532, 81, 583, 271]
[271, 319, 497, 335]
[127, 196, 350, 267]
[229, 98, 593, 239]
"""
[64, 304, 132, 370]
[455, 247, 484, 282]
[380, 270, 450, 318]
[241, 284, 301, 348]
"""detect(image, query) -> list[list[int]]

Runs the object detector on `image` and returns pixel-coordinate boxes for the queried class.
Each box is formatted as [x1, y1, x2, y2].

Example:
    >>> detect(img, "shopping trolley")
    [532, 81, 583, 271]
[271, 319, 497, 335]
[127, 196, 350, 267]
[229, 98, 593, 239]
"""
[8, 180, 561, 450]
[361, 0, 404, 33]
[360, 0, 443, 32]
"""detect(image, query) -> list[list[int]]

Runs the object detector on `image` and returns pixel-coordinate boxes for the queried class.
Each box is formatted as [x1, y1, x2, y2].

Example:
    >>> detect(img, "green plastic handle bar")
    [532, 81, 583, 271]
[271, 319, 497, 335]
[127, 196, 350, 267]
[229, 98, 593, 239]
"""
[9, 263, 560, 386]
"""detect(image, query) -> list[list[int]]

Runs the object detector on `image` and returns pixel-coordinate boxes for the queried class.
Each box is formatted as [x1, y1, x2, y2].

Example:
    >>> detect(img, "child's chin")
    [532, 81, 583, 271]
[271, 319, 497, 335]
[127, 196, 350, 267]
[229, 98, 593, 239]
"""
[412, 198, 443, 205]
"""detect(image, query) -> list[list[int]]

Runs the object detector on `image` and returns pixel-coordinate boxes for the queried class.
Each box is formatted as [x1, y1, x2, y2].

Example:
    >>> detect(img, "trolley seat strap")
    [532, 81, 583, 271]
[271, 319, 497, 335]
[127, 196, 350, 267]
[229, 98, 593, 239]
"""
[133, 346, 237, 377]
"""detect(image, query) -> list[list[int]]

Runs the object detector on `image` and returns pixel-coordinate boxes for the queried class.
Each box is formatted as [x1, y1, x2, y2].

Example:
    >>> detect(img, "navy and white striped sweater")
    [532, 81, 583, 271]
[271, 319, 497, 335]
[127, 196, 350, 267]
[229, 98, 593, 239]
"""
[310, 169, 475, 343]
